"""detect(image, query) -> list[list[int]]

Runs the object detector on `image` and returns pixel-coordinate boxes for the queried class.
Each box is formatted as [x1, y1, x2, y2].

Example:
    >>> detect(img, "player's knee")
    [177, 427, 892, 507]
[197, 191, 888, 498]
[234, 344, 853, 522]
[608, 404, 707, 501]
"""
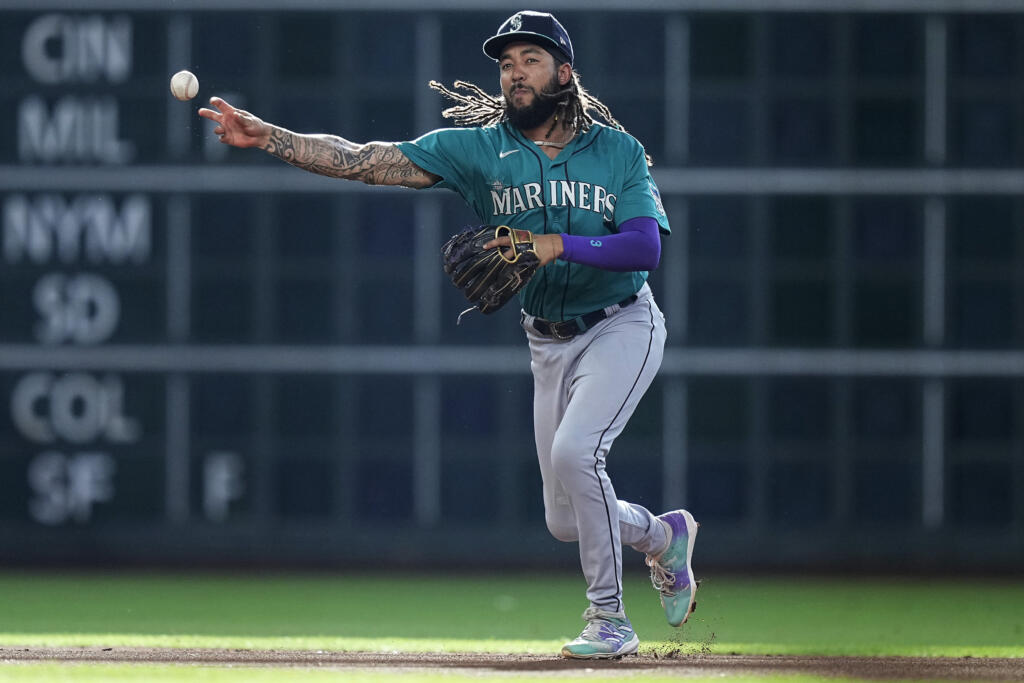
[545, 513, 579, 542]
[550, 439, 589, 491]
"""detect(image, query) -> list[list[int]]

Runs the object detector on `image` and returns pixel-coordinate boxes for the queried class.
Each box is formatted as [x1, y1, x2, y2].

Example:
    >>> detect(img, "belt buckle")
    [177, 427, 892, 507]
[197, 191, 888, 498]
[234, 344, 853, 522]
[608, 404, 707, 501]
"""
[549, 320, 577, 340]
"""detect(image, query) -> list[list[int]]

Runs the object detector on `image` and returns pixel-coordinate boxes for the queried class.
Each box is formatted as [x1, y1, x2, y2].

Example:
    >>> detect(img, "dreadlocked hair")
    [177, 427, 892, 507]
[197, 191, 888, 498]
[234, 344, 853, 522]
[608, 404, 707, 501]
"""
[428, 70, 654, 166]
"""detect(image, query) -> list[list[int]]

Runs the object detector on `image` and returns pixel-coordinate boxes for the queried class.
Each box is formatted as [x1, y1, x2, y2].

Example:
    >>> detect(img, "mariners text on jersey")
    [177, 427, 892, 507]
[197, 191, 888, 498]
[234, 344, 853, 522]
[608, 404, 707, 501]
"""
[490, 180, 616, 221]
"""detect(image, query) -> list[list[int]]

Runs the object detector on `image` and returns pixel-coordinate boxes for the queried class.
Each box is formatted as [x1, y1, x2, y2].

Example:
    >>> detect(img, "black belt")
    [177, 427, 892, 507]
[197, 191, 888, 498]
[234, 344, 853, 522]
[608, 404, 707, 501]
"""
[529, 294, 638, 340]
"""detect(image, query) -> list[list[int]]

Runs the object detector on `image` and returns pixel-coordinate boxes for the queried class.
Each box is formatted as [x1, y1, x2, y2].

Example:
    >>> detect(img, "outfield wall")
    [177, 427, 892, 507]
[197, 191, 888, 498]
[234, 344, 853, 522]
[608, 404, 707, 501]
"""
[1, 1, 1023, 571]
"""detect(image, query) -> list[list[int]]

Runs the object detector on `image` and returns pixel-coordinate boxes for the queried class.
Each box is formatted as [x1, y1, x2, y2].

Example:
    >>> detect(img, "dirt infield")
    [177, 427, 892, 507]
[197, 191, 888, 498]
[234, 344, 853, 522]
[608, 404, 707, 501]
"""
[2, 646, 1023, 680]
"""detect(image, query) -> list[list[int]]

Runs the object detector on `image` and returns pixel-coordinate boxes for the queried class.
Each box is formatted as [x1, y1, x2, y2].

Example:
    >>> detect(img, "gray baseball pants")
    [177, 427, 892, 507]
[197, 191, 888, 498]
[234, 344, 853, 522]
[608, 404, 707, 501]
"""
[522, 283, 669, 614]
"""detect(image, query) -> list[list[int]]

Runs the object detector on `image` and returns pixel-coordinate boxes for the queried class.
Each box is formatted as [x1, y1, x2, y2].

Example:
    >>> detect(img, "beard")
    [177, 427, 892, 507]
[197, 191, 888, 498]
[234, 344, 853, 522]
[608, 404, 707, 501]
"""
[504, 73, 565, 131]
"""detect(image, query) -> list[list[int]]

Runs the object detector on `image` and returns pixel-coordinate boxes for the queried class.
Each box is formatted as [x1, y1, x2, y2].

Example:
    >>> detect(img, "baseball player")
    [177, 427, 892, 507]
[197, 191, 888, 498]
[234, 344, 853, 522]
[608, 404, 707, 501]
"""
[199, 10, 698, 659]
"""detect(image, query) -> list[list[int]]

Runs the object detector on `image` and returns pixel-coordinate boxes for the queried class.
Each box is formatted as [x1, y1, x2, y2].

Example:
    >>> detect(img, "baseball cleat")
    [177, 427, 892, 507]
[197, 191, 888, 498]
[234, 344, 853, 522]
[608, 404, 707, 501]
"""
[560, 606, 640, 659]
[645, 509, 699, 627]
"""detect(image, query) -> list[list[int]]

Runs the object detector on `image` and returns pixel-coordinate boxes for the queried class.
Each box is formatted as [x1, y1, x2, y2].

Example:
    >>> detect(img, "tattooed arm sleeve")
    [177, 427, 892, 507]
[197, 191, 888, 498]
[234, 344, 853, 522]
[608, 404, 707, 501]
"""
[261, 126, 441, 189]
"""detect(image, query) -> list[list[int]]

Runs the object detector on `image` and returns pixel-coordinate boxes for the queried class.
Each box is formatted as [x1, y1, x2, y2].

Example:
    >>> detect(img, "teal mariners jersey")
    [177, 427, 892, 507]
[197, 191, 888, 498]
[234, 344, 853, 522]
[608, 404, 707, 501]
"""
[397, 121, 671, 321]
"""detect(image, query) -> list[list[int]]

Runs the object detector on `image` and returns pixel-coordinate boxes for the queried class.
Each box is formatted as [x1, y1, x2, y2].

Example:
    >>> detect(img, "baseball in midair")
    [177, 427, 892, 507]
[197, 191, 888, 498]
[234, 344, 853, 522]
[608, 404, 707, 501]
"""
[170, 70, 199, 101]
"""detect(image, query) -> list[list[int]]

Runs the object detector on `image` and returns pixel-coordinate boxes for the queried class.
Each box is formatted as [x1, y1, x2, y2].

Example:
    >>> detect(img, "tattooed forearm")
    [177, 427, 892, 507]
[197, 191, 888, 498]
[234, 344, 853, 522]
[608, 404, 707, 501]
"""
[261, 127, 440, 188]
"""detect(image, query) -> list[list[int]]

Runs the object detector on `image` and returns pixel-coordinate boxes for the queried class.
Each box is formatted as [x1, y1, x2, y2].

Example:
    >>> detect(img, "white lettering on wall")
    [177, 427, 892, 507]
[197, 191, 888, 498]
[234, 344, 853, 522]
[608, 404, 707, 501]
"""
[22, 14, 132, 84]
[203, 452, 246, 522]
[28, 451, 116, 524]
[32, 273, 120, 345]
[11, 372, 141, 444]
[18, 96, 134, 164]
[4, 194, 151, 265]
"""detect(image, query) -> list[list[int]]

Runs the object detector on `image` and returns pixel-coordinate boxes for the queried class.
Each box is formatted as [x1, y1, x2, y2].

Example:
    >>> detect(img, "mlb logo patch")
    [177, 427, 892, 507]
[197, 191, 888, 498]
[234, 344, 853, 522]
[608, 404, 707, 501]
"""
[649, 180, 665, 216]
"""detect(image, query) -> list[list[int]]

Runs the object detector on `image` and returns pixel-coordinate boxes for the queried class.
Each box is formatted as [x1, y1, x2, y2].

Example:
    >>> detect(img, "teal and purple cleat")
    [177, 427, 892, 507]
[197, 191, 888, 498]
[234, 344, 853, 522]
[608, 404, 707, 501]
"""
[560, 607, 640, 659]
[645, 509, 699, 627]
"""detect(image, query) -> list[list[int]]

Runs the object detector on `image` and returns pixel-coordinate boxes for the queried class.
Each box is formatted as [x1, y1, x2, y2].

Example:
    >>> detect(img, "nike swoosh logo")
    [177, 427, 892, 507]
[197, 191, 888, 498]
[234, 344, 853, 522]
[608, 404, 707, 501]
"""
[499, 149, 520, 159]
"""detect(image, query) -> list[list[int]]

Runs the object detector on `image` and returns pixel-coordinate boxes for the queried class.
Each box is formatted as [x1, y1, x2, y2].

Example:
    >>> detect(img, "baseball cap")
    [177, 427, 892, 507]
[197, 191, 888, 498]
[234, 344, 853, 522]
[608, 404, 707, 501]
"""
[482, 11, 574, 66]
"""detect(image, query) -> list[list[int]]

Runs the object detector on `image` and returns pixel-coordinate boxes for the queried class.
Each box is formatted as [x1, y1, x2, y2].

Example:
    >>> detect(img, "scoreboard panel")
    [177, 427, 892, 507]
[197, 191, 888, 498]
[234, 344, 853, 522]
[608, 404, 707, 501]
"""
[0, 9, 509, 553]
[3, 4, 1024, 569]
[1, 12, 170, 534]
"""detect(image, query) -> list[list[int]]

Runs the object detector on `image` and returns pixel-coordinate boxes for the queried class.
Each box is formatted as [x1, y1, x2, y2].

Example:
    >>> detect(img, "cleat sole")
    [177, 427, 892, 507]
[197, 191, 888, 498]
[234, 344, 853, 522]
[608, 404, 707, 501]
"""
[561, 647, 639, 660]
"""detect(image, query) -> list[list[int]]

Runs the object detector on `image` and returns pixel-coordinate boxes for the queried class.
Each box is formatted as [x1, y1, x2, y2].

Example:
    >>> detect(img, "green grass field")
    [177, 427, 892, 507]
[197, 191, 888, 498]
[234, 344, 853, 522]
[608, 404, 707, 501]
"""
[0, 569, 1021, 681]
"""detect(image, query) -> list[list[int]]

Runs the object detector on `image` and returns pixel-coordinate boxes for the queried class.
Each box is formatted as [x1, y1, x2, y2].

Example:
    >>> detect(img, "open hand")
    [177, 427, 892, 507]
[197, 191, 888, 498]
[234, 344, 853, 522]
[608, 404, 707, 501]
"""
[198, 96, 270, 148]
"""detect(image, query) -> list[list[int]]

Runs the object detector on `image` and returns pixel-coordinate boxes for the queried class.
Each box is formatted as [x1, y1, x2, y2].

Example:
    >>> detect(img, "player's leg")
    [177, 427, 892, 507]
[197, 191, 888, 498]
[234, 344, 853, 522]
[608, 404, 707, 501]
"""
[525, 325, 578, 543]
[554, 294, 666, 659]
[549, 292, 667, 614]
[525, 295, 680, 658]
[527, 321, 624, 660]
[528, 330, 664, 551]
[529, 319, 640, 660]
[525, 299, 668, 550]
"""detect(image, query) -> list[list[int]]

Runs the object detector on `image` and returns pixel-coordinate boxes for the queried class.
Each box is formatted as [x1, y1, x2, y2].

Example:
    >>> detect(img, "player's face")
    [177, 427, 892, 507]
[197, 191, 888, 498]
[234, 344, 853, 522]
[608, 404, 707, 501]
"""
[499, 43, 559, 108]
[499, 43, 569, 130]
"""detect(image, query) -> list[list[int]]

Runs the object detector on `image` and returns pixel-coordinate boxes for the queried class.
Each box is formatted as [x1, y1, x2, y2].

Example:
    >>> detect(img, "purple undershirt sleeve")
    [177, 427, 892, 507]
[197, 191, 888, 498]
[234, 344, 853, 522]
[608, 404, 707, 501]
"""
[557, 216, 661, 272]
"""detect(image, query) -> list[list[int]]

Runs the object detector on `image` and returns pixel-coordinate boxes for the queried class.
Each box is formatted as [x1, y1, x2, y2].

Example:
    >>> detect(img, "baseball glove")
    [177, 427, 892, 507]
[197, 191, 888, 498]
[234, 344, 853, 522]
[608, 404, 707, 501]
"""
[441, 225, 540, 320]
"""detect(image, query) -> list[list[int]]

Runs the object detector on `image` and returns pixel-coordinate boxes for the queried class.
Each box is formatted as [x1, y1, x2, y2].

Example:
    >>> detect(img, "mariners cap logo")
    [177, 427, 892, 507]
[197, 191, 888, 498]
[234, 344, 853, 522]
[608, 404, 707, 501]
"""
[482, 10, 574, 65]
